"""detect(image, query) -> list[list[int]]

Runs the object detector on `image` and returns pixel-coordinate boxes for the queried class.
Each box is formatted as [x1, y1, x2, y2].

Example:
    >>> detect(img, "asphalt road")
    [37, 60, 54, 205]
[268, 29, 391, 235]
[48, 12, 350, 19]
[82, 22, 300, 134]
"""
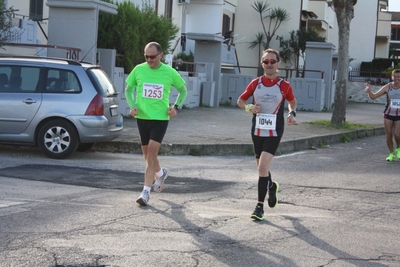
[0, 135, 399, 267]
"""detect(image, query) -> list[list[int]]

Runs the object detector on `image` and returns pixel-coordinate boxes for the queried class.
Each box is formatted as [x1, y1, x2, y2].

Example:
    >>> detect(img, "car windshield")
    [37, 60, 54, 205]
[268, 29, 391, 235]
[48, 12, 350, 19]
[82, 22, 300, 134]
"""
[87, 68, 117, 97]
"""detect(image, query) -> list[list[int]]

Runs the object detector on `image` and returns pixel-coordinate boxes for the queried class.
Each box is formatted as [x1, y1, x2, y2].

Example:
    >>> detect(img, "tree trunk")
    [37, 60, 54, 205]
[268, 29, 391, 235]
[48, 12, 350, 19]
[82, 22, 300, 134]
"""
[331, 0, 355, 125]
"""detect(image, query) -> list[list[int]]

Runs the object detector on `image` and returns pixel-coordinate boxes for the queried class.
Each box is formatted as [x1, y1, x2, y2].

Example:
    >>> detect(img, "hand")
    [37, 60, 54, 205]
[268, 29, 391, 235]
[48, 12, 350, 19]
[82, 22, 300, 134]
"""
[253, 103, 261, 114]
[168, 105, 177, 117]
[365, 83, 371, 93]
[287, 115, 296, 125]
[129, 107, 138, 117]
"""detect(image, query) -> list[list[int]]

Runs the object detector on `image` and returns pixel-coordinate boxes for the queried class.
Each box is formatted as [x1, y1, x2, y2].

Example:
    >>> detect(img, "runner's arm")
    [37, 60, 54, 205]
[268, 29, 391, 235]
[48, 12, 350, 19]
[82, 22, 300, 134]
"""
[365, 83, 388, 100]
[125, 85, 136, 109]
[174, 85, 188, 109]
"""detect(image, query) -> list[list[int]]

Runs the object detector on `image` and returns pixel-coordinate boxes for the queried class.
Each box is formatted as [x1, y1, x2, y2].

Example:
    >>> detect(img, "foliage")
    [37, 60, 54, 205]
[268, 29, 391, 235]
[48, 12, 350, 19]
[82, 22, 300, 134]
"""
[98, 0, 179, 73]
[389, 43, 397, 59]
[363, 58, 400, 70]
[174, 51, 194, 62]
[248, 32, 266, 76]
[0, 0, 16, 45]
[340, 134, 350, 143]
[383, 62, 400, 77]
[249, 1, 290, 76]
[359, 58, 400, 78]
[248, 32, 266, 56]
[173, 51, 194, 72]
[250, 1, 290, 50]
[277, 27, 325, 72]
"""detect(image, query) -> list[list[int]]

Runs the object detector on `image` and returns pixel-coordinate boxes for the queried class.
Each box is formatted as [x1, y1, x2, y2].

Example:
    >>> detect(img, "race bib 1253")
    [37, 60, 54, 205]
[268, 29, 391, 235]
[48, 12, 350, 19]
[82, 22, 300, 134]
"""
[143, 83, 164, 99]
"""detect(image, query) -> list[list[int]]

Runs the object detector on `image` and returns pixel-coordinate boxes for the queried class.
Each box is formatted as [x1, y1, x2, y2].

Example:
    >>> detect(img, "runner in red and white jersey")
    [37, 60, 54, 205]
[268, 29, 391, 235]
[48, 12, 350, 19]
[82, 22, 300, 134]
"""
[237, 48, 297, 221]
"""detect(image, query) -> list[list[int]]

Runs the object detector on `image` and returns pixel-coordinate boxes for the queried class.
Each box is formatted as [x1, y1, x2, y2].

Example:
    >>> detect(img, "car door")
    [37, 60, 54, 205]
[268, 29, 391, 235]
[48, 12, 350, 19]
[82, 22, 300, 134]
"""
[0, 66, 42, 137]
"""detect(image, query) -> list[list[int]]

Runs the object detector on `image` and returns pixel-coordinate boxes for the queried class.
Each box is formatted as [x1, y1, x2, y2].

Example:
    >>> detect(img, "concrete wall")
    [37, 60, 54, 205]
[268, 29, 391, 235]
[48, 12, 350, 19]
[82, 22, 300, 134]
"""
[347, 81, 387, 105]
[46, 0, 117, 64]
[305, 42, 335, 109]
[290, 78, 325, 111]
[220, 74, 254, 106]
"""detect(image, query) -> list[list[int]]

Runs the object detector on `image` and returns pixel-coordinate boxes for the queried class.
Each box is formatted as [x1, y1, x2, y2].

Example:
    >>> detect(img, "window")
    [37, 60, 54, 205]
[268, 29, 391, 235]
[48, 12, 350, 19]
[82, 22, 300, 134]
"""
[165, 0, 173, 19]
[46, 69, 81, 93]
[0, 66, 40, 92]
[222, 14, 231, 37]
[29, 0, 44, 21]
[392, 27, 400, 41]
[87, 68, 117, 97]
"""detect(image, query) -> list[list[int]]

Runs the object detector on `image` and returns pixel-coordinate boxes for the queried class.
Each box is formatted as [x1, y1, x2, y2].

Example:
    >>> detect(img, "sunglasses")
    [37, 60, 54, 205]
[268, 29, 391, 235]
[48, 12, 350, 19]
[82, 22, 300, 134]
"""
[144, 52, 161, 60]
[262, 59, 278, 65]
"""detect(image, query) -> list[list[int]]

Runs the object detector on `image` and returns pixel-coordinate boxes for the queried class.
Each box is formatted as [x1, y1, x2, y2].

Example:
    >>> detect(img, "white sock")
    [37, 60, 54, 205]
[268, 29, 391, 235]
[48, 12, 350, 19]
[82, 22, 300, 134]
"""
[143, 186, 151, 192]
[155, 169, 163, 178]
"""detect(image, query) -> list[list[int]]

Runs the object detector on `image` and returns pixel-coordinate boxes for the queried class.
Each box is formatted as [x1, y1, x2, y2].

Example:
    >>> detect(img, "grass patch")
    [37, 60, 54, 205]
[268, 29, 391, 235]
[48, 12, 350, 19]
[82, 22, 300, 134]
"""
[319, 141, 329, 148]
[340, 134, 350, 143]
[307, 120, 371, 130]
[189, 146, 202, 156]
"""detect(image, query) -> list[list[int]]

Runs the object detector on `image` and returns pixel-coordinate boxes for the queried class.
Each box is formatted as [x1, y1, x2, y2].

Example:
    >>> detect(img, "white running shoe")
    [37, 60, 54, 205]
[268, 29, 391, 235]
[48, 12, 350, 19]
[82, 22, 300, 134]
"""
[136, 190, 150, 206]
[153, 168, 168, 193]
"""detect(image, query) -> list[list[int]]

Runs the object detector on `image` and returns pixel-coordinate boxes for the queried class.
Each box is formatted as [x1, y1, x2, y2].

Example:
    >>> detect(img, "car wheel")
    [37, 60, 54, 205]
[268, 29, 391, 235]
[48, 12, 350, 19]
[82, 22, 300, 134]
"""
[38, 119, 79, 159]
[76, 143, 95, 152]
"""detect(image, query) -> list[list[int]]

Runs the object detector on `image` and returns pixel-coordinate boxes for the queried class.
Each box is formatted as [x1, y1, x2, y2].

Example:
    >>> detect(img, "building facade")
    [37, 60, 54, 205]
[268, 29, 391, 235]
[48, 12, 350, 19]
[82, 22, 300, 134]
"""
[390, 11, 400, 58]
[1, 0, 394, 72]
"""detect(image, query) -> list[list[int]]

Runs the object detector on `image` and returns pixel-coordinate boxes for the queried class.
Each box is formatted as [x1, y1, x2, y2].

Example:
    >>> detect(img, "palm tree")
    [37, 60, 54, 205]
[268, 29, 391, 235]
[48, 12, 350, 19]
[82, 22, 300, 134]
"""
[249, 1, 290, 76]
[250, 1, 290, 49]
[248, 32, 266, 76]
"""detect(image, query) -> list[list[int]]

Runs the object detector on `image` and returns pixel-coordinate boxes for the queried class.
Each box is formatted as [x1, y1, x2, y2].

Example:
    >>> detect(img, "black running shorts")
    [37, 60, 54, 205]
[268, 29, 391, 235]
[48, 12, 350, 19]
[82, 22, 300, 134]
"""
[252, 135, 282, 158]
[136, 119, 169, 145]
[384, 114, 400, 122]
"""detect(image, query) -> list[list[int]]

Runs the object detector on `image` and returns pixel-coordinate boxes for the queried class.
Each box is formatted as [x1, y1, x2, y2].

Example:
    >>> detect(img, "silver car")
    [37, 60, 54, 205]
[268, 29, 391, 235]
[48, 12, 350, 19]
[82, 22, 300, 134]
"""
[0, 56, 123, 159]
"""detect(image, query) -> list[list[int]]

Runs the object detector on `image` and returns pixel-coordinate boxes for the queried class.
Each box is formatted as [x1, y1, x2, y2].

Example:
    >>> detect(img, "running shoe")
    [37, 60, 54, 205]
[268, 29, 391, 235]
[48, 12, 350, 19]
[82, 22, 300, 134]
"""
[396, 148, 400, 160]
[136, 190, 150, 206]
[153, 168, 168, 193]
[251, 205, 264, 221]
[386, 152, 395, 162]
[268, 182, 279, 208]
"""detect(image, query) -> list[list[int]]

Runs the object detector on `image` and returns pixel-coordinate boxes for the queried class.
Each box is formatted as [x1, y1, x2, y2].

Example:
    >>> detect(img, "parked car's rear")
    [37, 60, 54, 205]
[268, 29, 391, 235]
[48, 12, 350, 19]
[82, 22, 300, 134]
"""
[0, 56, 123, 159]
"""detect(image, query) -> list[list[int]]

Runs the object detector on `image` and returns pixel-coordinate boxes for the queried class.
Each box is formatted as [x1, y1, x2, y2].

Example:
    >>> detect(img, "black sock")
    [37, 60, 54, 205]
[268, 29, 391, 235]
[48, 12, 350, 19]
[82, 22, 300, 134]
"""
[268, 171, 273, 188]
[257, 174, 272, 202]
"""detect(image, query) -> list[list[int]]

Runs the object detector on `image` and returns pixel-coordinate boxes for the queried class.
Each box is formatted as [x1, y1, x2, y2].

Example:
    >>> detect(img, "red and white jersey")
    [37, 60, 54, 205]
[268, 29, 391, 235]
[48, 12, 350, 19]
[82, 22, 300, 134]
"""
[239, 76, 295, 137]
[384, 83, 400, 117]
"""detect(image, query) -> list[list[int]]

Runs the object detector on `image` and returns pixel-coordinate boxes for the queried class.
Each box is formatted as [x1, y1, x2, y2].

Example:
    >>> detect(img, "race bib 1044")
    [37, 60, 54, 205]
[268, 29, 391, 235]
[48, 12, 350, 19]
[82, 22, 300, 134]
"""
[143, 83, 164, 99]
[390, 99, 400, 109]
[256, 113, 277, 130]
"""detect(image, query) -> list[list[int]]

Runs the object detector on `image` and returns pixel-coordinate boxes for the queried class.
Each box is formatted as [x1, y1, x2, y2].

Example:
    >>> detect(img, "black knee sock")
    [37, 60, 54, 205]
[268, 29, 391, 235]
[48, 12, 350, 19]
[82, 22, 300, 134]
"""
[258, 173, 272, 203]
[268, 171, 273, 188]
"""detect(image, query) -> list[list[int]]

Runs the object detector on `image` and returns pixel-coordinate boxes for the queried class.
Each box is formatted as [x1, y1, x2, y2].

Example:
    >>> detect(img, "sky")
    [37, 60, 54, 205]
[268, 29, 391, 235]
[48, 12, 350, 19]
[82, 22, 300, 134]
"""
[389, 0, 400, 11]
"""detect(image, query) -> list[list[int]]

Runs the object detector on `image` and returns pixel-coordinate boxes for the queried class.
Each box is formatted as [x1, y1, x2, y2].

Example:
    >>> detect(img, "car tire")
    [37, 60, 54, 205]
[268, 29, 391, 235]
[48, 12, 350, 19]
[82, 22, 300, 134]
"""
[76, 143, 95, 152]
[38, 119, 79, 159]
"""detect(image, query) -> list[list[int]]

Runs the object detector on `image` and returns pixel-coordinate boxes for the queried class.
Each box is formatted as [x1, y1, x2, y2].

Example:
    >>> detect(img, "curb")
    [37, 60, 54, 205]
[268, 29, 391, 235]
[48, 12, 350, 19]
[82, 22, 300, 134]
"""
[92, 127, 385, 156]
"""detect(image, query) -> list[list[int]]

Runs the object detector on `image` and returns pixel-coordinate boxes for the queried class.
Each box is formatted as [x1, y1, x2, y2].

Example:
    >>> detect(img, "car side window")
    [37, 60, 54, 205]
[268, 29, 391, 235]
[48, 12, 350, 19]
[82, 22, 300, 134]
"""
[0, 66, 39, 92]
[46, 69, 81, 93]
[0, 72, 9, 91]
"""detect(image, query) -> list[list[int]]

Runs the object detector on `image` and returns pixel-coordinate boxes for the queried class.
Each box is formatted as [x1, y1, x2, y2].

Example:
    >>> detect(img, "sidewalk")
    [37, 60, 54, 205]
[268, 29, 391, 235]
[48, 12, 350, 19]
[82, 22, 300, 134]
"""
[93, 102, 386, 156]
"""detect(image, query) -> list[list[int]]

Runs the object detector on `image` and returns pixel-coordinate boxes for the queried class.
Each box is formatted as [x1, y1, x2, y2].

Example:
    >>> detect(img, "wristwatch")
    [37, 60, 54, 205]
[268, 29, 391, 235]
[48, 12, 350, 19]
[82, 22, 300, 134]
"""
[288, 110, 296, 117]
[174, 104, 180, 110]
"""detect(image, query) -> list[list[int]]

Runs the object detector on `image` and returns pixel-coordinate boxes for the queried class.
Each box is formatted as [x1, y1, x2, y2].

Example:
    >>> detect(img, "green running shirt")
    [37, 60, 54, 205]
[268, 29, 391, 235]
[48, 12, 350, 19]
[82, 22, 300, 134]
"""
[125, 62, 186, 120]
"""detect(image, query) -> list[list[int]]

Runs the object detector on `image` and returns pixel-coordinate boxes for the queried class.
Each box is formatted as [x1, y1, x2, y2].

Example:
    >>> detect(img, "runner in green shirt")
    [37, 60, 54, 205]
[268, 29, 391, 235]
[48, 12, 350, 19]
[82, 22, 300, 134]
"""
[125, 42, 188, 206]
